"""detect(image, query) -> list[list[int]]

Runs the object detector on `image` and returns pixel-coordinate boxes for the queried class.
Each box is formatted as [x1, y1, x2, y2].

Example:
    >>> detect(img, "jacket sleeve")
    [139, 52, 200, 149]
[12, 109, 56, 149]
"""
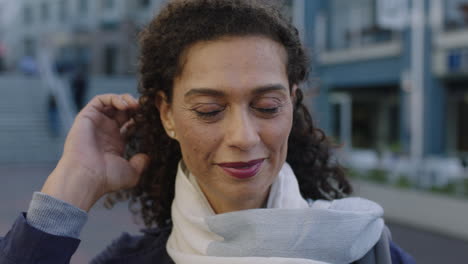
[0, 192, 88, 263]
[355, 226, 393, 264]
[354, 226, 416, 264]
[0, 213, 81, 264]
[389, 240, 416, 264]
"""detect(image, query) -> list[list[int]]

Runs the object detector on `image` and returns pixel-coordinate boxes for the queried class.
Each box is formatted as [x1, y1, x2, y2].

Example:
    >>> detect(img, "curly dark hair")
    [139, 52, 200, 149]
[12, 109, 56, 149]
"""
[108, 0, 352, 228]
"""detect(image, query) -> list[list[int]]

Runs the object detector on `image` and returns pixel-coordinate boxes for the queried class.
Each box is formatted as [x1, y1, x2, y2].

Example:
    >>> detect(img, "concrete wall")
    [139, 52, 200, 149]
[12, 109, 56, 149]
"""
[353, 180, 468, 241]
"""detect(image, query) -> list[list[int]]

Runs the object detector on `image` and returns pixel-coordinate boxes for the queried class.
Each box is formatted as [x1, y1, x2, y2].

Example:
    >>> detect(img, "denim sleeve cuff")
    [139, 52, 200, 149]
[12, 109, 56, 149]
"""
[26, 192, 88, 239]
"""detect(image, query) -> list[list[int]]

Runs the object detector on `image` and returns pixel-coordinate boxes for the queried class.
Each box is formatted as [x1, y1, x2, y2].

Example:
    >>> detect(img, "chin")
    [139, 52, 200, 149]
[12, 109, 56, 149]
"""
[232, 178, 271, 198]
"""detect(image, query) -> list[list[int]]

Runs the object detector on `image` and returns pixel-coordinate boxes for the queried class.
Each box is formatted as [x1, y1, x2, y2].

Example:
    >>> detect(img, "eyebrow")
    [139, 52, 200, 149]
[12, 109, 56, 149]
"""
[184, 84, 288, 98]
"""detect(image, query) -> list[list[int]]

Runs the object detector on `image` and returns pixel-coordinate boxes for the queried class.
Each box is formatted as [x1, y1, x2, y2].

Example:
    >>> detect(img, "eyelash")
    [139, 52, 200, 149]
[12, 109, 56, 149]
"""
[195, 110, 223, 117]
[194, 106, 280, 118]
[254, 107, 279, 114]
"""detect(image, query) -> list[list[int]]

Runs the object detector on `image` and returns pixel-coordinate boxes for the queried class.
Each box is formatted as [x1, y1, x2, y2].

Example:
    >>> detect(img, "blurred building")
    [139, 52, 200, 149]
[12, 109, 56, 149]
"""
[1, 0, 304, 76]
[305, 0, 468, 163]
[0, 0, 306, 165]
[2, 0, 166, 75]
[0, 0, 7, 71]
[2, 0, 466, 162]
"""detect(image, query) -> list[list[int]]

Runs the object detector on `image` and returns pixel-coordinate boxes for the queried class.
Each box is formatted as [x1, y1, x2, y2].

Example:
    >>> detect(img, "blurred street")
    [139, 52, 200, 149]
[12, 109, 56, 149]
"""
[1, 164, 468, 263]
[0, 164, 142, 263]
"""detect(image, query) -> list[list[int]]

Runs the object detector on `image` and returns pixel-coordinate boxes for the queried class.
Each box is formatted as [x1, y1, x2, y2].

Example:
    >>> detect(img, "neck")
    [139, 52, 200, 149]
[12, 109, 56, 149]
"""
[201, 185, 271, 214]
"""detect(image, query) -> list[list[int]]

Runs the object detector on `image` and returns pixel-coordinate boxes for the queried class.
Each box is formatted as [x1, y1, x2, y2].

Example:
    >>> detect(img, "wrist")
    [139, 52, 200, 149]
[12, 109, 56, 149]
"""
[41, 158, 105, 212]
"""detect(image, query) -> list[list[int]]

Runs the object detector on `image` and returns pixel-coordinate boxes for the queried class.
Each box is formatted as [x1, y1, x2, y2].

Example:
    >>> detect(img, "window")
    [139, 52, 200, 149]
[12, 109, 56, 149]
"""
[348, 88, 400, 152]
[351, 99, 400, 150]
[24, 38, 36, 56]
[444, 0, 468, 31]
[23, 5, 33, 25]
[352, 100, 378, 149]
[331, 103, 343, 143]
[329, 93, 352, 147]
[139, 0, 151, 8]
[103, 45, 117, 75]
[79, 0, 88, 14]
[59, 0, 68, 22]
[101, 0, 115, 10]
[329, 0, 395, 50]
[457, 97, 468, 152]
[41, 2, 49, 22]
[447, 85, 468, 154]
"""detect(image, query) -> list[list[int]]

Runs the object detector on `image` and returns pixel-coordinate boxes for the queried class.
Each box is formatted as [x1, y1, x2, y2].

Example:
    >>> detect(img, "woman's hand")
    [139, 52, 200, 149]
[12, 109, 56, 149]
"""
[41, 94, 150, 212]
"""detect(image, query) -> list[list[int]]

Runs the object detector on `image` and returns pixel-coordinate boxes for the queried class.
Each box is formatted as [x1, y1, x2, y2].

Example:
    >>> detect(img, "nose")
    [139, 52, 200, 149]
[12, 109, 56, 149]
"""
[224, 108, 260, 151]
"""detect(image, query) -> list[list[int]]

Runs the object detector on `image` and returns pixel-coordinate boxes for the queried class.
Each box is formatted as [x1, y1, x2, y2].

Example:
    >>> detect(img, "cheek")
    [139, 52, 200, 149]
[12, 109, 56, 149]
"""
[174, 114, 222, 165]
[261, 112, 293, 155]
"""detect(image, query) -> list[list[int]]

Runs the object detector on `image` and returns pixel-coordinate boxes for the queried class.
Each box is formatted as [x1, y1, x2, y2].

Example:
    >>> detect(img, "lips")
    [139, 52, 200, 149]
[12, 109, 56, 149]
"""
[218, 158, 264, 179]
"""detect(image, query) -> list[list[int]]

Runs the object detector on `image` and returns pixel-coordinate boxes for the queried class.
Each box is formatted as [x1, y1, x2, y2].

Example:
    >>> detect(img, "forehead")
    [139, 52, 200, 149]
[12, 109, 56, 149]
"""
[174, 36, 288, 94]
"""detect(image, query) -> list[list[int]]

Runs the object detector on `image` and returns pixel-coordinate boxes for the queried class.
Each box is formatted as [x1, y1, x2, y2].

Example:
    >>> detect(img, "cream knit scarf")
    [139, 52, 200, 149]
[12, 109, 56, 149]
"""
[166, 162, 384, 264]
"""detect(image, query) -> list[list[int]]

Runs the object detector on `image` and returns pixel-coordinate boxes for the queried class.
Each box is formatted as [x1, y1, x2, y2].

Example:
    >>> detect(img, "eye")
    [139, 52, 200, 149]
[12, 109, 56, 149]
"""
[191, 103, 225, 120]
[194, 109, 223, 117]
[254, 107, 279, 114]
[252, 97, 283, 116]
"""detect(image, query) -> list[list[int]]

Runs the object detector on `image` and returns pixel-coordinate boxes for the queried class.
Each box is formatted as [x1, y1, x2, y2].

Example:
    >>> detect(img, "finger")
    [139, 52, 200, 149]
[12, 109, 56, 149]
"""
[120, 119, 136, 138]
[90, 105, 128, 128]
[106, 94, 135, 127]
[85, 94, 135, 127]
[113, 110, 130, 128]
[101, 105, 117, 118]
[88, 94, 131, 113]
[121, 94, 139, 109]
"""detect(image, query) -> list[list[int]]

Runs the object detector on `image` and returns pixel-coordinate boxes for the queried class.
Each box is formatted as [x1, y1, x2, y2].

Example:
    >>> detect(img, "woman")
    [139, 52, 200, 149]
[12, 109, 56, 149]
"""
[0, 0, 414, 263]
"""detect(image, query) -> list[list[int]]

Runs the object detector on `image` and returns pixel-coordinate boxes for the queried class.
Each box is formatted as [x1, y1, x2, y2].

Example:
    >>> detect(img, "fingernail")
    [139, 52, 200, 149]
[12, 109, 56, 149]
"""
[121, 97, 129, 106]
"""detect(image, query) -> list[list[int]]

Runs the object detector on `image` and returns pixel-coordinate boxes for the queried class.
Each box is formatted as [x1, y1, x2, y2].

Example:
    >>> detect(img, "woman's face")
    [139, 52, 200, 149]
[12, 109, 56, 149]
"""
[159, 36, 295, 213]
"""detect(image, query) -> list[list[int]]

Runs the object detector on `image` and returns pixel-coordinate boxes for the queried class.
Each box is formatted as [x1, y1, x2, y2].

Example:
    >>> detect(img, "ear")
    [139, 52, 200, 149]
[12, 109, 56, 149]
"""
[291, 84, 298, 102]
[155, 91, 177, 140]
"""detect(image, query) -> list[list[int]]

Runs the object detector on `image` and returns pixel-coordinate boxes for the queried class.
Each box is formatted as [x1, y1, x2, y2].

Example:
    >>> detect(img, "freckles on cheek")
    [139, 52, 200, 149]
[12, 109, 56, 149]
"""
[181, 126, 219, 163]
[262, 116, 292, 160]
[266, 116, 292, 140]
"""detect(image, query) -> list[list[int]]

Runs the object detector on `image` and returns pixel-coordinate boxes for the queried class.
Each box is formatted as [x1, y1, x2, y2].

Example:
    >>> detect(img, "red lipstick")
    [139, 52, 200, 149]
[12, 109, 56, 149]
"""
[218, 159, 264, 179]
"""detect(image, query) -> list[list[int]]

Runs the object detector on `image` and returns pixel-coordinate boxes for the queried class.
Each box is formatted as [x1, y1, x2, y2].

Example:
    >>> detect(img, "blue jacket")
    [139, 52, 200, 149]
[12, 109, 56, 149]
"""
[0, 213, 415, 264]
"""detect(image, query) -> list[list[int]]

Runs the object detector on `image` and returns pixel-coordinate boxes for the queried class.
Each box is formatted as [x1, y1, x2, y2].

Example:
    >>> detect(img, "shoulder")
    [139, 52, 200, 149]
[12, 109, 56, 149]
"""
[389, 240, 416, 264]
[91, 225, 174, 264]
[355, 226, 415, 264]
